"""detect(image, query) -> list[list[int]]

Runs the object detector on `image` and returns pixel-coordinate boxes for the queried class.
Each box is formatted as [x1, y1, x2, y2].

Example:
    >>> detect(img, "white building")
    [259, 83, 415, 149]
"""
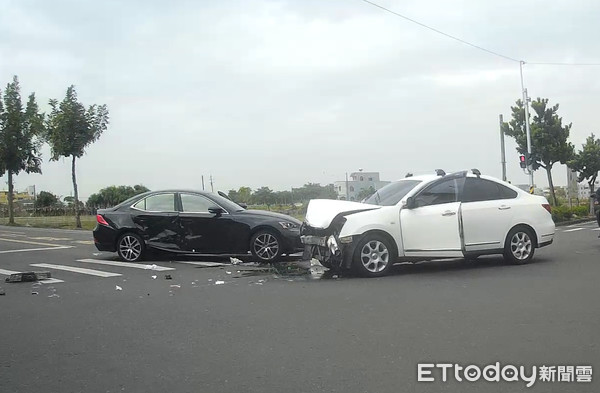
[334, 170, 390, 201]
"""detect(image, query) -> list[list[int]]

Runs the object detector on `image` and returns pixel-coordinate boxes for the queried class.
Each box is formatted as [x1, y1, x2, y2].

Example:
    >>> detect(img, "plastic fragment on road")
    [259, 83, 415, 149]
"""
[226, 271, 232, 275]
[144, 264, 159, 270]
[115, 285, 123, 291]
[151, 275, 157, 279]
[332, 275, 339, 279]
[5, 271, 52, 283]
[230, 257, 243, 265]
[165, 274, 173, 280]
[170, 284, 181, 288]
[31, 291, 39, 295]
[0, 288, 5, 296]
[214, 280, 225, 285]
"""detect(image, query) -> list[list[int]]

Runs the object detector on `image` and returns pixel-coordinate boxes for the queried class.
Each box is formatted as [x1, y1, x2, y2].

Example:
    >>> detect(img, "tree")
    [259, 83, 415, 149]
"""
[86, 185, 149, 208]
[35, 191, 61, 208]
[356, 186, 376, 201]
[252, 186, 275, 206]
[0, 76, 45, 224]
[569, 133, 600, 213]
[503, 98, 574, 205]
[46, 86, 109, 228]
[236, 187, 252, 204]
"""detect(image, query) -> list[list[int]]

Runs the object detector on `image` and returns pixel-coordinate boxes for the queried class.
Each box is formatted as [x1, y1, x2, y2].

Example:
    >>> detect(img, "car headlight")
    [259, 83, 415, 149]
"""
[339, 235, 353, 244]
[278, 221, 299, 230]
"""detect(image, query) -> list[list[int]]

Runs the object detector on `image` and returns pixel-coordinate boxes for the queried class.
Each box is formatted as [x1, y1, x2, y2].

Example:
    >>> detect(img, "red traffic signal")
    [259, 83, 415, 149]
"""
[519, 154, 527, 168]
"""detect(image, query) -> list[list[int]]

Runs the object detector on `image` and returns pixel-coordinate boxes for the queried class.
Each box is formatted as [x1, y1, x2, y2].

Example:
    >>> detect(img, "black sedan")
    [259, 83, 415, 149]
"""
[93, 190, 303, 263]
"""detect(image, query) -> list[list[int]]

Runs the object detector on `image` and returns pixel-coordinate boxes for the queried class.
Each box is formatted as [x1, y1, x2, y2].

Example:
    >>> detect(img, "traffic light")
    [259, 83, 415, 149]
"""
[519, 154, 527, 169]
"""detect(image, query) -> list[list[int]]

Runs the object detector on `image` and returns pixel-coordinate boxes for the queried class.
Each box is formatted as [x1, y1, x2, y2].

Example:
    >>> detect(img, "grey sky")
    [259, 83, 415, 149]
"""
[1, 0, 599, 199]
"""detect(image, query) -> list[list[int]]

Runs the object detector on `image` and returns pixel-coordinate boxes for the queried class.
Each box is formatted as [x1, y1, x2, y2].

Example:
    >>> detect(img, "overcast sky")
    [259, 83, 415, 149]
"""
[1, 0, 599, 199]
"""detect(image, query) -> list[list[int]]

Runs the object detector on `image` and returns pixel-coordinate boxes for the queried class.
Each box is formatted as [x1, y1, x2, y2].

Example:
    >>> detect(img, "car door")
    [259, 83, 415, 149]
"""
[178, 193, 230, 253]
[131, 192, 181, 251]
[460, 177, 517, 252]
[401, 177, 464, 257]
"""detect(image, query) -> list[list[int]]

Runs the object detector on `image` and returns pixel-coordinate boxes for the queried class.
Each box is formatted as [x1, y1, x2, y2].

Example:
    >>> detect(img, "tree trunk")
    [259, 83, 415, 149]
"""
[72, 155, 82, 228]
[546, 166, 558, 206]
[7, 171, 15, 225]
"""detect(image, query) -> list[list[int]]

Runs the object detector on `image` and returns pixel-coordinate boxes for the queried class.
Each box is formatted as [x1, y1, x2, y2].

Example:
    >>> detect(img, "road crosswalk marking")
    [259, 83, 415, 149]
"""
[77, 258, 175, 271]
[563, 228, 585, 232]
[30, 263, 121, 278]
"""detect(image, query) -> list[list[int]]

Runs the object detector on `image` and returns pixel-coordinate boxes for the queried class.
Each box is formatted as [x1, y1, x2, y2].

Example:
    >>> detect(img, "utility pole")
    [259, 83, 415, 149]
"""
[345, 172, 349, 200]
[519, 61, 534, 192]
[209, 175, 214, 192]
[201, 176, 205, 191]
[499, 114, 507, 182]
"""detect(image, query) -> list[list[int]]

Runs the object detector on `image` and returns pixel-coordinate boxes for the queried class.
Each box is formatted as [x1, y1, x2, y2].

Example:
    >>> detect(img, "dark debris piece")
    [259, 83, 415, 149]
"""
[165, 274, 172, 280]
[5, 272, 51, 283]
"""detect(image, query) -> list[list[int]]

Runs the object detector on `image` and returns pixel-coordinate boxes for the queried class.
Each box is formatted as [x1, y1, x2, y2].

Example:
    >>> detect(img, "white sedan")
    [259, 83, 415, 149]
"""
[301, 170, 555, 277]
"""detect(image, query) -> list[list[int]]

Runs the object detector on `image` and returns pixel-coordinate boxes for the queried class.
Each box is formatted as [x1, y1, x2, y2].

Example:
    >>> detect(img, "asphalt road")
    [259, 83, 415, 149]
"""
[0, 223, 598, 393]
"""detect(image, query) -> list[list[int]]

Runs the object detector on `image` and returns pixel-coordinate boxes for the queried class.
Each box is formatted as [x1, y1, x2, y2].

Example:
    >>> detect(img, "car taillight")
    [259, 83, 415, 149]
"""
[97, 214, 109, 226]
[542, 204, 552, 214]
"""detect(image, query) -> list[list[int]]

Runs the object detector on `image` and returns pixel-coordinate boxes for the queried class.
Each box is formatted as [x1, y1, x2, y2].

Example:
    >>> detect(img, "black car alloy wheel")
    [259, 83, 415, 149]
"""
[250, 230, 283, 263]
[117, 233, 145, 262]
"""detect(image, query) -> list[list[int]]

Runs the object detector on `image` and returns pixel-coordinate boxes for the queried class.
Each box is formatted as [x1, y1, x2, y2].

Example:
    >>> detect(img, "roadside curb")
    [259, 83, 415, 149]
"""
[555, 218, 596, 227]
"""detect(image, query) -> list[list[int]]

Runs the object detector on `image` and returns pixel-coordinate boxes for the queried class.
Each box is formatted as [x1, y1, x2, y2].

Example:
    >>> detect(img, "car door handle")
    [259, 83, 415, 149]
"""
[441, 211, 456, 216]
[498, 205, 511, 210]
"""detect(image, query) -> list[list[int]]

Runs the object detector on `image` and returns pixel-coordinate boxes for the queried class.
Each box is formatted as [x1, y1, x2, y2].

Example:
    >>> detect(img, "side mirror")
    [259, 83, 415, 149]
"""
[208, 207, 225, 216]
[405, 197, 415, 209]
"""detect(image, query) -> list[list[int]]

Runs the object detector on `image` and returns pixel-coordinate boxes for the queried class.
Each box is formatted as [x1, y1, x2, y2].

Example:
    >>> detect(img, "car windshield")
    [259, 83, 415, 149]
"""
[363, 180, 421, 206]
[208, 193, 246, 212]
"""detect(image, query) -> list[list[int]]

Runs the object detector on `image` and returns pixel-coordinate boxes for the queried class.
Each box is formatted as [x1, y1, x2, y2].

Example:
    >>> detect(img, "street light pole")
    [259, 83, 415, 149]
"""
[519, 61, 534, 192]
[499, 114, 507, 182]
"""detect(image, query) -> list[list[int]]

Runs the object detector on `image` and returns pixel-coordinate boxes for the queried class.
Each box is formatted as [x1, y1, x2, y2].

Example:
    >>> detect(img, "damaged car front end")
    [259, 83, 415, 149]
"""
[300, 200, 379, 270]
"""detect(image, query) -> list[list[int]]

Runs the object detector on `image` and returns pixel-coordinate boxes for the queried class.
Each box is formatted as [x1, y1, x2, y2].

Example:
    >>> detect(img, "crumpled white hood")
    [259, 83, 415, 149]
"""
[304, 199, 379, 229]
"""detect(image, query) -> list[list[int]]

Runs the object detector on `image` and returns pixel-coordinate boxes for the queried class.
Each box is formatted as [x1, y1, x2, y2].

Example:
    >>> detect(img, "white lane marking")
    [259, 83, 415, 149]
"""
[39, 278, 65, 284]
[0, 268, 20, 275]
[0, 269, 65, 283]
[0, 237, 69, 247]
[174, 261, 227, 267]
[30, 237, 72, 241]
[0, 245, 74, 254]
[30, 263, 121, 278]
[73, 240, 94, 245]
[563, 228, 585, 233]
[77, 259, 175, 271]
[592, 228, 600, 231]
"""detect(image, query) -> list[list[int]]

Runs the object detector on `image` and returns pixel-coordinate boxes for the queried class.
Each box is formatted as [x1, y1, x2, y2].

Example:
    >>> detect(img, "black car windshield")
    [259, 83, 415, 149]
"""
[364, 180, 421, 206]
[208, 193, 246, 212]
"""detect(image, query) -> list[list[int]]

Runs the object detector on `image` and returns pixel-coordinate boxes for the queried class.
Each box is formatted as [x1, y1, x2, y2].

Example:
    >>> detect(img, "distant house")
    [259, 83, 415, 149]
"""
[0, 190, 33, 205]
[334, 170, 390, 201]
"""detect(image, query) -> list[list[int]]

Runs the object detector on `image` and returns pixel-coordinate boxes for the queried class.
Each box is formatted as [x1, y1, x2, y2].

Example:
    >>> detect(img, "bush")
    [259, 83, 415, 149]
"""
[551, 205, 592, 222]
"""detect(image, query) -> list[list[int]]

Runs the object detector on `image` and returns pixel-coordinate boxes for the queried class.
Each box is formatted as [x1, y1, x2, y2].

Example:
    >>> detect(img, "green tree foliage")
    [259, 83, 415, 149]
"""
[35, 191, 61, 208]
[252, 186, 275, 206]
[0, 76, 45, 224]
[86, 185, 150, 208]
[356, 186, 376, 201]
[46, 86, 109, 228]
[503, 98, 575, 205]
[291, 183, 337, 203]
[569, 133, 600, 213]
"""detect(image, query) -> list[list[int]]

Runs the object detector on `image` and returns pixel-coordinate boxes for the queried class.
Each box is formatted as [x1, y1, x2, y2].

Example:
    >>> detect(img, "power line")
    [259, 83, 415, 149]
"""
[360, 0, 600, 67]
[359, 0, 520, 63]
[526, 62, 600, 66]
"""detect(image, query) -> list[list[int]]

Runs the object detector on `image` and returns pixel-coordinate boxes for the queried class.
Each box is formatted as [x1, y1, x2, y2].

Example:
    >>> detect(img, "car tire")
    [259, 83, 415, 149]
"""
[351, 234, 395, 277]
[250, 230, 284, 263]
[503, 227, 535, 265]
[117, 232, 145, 262]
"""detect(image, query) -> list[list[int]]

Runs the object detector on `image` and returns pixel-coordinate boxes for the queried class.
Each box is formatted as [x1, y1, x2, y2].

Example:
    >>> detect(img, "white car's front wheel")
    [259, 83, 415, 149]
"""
[352, 234, 395, 277]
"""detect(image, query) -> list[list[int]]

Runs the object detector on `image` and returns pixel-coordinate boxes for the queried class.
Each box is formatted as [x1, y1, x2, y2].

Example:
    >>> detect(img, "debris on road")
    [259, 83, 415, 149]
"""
[144, 264, 159, 270]
[151, 275, 157, 279]
[31, 291, 39, 295]
[5, 271, 52, 283]
[170, 284, 181, 288]
[165, 274, 173, 280]
[230, 257, 243, 265]
[225, 271, 232, 275]
[115, 285, 123, 291]
[0, 288, 5, 296]
[215, 280, 225, 285]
